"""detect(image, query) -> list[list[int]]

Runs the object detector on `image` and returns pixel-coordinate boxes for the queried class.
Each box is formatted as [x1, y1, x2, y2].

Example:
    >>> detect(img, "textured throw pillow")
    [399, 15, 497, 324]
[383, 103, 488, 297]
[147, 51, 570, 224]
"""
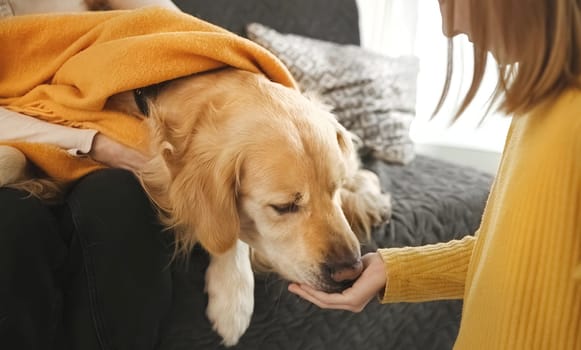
[247, 23, 419, 164]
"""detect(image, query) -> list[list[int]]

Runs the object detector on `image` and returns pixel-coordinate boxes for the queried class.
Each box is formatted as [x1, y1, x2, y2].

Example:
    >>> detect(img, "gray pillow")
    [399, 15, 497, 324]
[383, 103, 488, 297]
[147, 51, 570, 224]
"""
[247, 22, 419, 164]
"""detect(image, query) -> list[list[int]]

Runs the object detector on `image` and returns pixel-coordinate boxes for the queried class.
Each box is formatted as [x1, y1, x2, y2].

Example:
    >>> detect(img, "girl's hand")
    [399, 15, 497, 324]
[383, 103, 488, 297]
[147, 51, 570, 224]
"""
[288, 252, 387, 312]
[89, 133, 149, 172]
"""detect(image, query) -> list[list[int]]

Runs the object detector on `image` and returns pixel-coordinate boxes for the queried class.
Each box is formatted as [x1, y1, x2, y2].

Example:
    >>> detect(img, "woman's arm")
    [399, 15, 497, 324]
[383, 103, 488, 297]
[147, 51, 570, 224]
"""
[0, 107, 148, 172]
[107, 0, 180, 11]
[289, 235, 475, 311]
[0, 107, 97, 155]
[378, 234, 474, 303]
[10, 0, 181, 15]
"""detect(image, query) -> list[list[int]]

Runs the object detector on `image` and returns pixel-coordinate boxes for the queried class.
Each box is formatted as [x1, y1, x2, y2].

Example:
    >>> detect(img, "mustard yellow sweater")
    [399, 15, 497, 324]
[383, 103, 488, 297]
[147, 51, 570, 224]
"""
[379, 88, 581, 349]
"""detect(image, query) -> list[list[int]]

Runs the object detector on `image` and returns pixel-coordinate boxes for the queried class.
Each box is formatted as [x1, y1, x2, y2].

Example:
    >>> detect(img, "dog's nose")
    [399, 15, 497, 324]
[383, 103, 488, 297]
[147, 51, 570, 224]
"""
[327, 259, 363, 283]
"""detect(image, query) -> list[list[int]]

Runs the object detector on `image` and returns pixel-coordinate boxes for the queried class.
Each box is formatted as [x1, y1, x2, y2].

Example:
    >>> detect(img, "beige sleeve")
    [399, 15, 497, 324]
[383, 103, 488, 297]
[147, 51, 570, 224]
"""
[10, 0, 180, 16]
[378, 235, 476, 303]
[107, 0, 181, 11]
[0, 107, 98, 155]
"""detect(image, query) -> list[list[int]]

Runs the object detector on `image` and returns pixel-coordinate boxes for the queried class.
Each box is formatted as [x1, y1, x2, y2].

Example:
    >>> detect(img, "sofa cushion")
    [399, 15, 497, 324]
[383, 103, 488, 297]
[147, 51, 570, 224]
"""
[247, 22, 419, 164]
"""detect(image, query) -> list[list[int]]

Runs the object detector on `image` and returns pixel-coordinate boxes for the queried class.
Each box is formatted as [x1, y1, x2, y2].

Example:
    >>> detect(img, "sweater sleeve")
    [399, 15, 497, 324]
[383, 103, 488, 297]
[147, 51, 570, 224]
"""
[0, 107, 98, 155]
[378, 234, 476, 303]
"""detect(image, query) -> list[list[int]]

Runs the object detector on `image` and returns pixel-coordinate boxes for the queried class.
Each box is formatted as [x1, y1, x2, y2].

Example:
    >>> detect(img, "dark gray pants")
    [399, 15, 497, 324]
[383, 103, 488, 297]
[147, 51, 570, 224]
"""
[0, 169, 173, 350]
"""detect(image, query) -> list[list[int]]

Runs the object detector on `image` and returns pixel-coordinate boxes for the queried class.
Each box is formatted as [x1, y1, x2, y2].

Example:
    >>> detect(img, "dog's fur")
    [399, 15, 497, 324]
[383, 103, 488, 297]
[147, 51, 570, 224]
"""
[1, 68, 391, 345]
[0, 2, 391, 345]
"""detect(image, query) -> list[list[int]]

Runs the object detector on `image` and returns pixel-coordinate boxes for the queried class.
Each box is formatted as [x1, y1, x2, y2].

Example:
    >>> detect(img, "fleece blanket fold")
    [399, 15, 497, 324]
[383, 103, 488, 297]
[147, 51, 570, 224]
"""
[0, 7, 297, 182]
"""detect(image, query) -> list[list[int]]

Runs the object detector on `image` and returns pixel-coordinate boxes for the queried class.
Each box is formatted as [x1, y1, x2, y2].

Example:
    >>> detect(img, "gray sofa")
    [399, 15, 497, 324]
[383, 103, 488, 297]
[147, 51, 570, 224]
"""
[156, 1, 493, 349]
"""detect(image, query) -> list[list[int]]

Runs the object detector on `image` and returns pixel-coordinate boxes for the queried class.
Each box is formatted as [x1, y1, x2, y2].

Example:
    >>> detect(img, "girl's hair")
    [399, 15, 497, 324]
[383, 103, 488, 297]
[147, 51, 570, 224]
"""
[436, 0, 581, 120]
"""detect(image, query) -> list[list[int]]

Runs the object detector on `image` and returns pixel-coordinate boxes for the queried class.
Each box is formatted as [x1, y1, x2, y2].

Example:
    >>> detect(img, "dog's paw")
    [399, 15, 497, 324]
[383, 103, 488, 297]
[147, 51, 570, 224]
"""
[206, 287, 254, 346]
[367, 190, 392, 225]
[205, 242, 254, 347]
[360, 169, 391, 225]
[341, 169, 392, 241]
[0, 146, 27, 187]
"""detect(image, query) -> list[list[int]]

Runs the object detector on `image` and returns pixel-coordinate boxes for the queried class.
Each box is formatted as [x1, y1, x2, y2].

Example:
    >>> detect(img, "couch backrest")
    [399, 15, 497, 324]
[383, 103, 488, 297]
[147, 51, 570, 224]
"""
[173, 0, 360, 45]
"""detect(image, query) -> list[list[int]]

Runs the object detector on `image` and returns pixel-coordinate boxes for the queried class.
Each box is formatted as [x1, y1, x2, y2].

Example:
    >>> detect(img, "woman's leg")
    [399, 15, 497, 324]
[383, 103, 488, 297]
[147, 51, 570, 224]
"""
[0, 188, 67, 350]
[62, 169, 173, 350]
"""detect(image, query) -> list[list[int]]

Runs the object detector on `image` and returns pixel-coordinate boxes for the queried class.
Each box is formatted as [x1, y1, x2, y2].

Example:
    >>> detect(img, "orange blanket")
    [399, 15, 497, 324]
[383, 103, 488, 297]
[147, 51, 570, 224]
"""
[0, 7, 297, 182]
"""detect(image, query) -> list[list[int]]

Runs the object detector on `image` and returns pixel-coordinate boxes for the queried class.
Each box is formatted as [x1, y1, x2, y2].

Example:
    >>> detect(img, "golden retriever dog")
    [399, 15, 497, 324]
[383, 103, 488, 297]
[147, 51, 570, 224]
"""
[1, 1, 390, 345]
[1, 67, 391, 345]
[111, 68, 391, 345]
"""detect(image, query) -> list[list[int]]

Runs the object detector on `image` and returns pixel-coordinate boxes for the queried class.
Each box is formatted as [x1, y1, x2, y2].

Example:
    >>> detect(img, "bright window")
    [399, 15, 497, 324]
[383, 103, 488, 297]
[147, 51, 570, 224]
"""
[412, 0, 511, 153]
[357, 0, 511, 153]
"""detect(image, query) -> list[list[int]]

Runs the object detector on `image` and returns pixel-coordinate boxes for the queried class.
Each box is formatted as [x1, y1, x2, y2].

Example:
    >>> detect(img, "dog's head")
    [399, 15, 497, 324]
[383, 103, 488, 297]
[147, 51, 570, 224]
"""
[125, 69, 363, 292]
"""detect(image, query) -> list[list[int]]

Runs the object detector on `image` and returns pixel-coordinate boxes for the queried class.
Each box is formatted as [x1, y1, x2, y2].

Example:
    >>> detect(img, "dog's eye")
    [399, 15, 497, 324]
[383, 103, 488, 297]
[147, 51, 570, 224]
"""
[270, 203, 299, 215]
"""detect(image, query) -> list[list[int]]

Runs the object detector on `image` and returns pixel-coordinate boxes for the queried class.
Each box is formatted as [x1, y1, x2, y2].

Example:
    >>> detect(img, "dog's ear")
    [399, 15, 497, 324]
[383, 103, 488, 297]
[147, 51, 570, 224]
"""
[133, 73, 245, 257]
[168, 142, 243, 257]
[139, 118, 242, 257]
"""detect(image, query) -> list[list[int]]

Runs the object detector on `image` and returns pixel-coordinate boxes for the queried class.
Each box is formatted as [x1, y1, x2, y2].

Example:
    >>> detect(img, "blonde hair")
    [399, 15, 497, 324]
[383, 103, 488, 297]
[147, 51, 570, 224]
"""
[436, 0, 581, 119]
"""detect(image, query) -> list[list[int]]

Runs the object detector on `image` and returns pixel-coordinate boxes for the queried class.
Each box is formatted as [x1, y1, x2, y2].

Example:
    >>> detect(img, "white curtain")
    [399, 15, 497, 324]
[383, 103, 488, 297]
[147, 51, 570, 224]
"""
[356, 0, 510, 153]
[411, 0, 510, 152]
[356, 0, 419, 56]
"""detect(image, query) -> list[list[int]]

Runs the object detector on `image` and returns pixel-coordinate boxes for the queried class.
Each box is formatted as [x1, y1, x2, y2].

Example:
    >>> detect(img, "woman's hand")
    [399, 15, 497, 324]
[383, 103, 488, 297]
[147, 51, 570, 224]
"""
[288, 252, 387, 312]
[89, 133, 149, 172]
